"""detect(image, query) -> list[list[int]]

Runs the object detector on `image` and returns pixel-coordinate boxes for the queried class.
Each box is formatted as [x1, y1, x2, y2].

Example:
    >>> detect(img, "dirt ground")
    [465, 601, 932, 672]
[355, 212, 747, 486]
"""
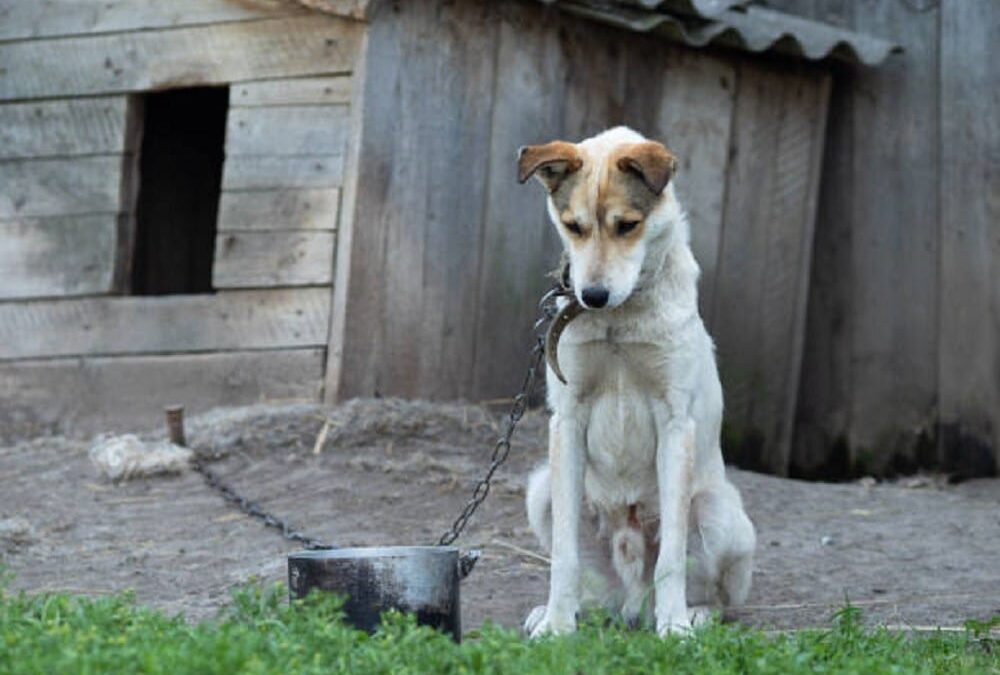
[1, 399, 998, 632]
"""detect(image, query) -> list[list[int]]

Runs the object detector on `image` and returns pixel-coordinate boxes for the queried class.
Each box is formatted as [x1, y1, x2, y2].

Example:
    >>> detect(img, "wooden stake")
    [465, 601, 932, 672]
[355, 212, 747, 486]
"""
[165, 405, 186, 447]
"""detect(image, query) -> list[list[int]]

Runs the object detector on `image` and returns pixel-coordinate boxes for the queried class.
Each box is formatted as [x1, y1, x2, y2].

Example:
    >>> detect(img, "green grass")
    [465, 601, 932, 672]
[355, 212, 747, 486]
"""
[1, 578, 996, 675]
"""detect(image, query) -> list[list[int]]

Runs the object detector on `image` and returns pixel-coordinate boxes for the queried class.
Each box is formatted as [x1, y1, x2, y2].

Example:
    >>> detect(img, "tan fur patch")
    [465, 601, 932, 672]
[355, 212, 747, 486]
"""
[517, 141, 583, 193]
[611, 141, 677, 196]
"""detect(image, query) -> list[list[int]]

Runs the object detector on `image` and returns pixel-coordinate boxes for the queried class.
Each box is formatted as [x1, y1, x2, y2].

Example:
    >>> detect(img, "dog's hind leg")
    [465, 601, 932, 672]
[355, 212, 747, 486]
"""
[689, 480, 756, 609]
[526, 463, 553, 552]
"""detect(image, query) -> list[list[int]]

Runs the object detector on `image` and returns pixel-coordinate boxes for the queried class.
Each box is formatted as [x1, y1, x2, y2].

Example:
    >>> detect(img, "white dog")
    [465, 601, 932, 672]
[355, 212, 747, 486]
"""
[518, 126, 756, 637]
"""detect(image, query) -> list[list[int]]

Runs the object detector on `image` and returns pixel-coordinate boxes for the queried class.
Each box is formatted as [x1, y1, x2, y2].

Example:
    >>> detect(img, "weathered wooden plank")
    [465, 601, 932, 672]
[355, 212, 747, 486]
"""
[0, 156, 122, 218]
[0, 288, 330, 360]
[791, 0, 942, 477]
[844, 1, 940, 472]
[712, 64, 785, 473]
[213, 231, 335, 288]
[624, 46, 736, 325]
[790, 0, 856, 478]
[0, 16, 362, 101]
[0, 0, 297, 42]
[411, 0, 498, 400]
[217, 189, 340, 231]
[938, 0, 1000, 475]
[0, 97, 127, 160]
[472, 4, 568, 399]
[0, 349, 324, 439]
[231, 76, 353, 107]
[226, 105, 350, 157]
[112, 96, 144, 295]
[753, 70, 829, 476]
[560, 16, 627, 139]
[0, 214, 116, 299]
[221, 155, 344, 191]
[323, 7, 369, 404]
[330, 0, 498, 400]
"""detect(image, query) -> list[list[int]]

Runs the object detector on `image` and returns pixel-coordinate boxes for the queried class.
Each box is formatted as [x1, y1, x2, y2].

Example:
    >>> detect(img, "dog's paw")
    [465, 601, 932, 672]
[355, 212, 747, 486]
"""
[525, 606, 576, 638]
[523, 605, 547, 635]
[656, 613, 693, 638]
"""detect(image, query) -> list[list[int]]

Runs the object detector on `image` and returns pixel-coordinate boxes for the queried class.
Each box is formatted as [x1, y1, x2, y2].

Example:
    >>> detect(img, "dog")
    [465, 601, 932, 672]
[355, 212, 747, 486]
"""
[518, 126, 756, 637]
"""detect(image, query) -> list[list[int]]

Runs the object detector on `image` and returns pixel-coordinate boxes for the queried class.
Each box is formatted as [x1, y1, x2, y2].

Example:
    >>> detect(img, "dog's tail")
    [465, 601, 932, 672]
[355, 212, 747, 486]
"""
[525, 464, 552, 552]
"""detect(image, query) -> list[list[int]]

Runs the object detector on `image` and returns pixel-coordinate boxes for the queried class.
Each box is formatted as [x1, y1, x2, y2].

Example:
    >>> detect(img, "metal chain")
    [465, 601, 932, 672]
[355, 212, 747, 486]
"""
[190, 457, 334, 550]
[436, 280, 567, 545]
[189, 282, 564, 553]
[436, 339, 546, 546]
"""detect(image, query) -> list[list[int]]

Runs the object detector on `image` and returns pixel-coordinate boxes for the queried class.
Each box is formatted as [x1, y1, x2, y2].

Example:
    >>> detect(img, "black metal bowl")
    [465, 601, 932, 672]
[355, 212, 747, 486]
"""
[288, 546, 463, 639]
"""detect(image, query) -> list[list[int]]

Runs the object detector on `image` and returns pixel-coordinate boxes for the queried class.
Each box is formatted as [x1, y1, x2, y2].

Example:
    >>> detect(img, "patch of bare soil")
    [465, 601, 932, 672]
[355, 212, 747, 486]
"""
[1, 399, 998, 631]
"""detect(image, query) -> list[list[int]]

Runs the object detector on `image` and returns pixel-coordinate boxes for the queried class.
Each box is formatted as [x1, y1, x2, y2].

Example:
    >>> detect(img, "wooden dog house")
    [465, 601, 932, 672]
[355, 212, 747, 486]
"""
[0, 0, 897, 474]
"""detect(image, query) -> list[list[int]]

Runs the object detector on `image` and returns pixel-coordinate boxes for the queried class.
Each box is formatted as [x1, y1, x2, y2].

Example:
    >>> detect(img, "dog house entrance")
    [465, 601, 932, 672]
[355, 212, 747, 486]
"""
[127, 86, 228, 295]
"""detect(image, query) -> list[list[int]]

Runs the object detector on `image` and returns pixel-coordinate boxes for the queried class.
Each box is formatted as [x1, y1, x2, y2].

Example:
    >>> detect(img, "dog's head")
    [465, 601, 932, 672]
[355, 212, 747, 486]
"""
[518, 126, 677, 309]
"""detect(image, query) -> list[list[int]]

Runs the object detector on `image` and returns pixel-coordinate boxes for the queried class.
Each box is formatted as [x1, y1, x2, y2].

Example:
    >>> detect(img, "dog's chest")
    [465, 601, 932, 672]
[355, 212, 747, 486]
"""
[570, 338, 666, 506]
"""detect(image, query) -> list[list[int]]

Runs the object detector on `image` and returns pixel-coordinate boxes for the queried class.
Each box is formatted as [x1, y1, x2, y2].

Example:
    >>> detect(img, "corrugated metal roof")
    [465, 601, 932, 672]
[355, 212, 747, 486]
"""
[620, 0, 750, 18]
[540, 0, 901, 66]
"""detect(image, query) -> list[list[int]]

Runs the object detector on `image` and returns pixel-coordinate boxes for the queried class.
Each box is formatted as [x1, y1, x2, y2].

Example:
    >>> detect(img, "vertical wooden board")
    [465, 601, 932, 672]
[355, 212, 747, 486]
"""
[845, 1, 939, 469]
[323, 23, 371, 402]
[370, 3, 429, 399]
[790, 0, 856, 478]
[334, 0, 500, 400]
[0, 97, 128, 160]
[328, 11, 399, 399]
[712, 63, 784, 471]
[0, 0, 297, 42]
[231, 76, 353, 107]
[112, 96, 143, 296]
[472, 4, 569, 399]
[0, 215, 116, 299]
[225, 105, 350, 157]
[621, 34, 669, 143]
[217, 189, 340, 231]
[559, 17, 627, 139]
[0, 17, 361, 101]
[0, 349, 325, 440]
[938, 0, 1000, 475]
[212, 231, 336, 288]
[414, 1, 499, 400]
[0, 156, 122, 218]
[626, 45, 736, 324]
[750, 70, 829, 475]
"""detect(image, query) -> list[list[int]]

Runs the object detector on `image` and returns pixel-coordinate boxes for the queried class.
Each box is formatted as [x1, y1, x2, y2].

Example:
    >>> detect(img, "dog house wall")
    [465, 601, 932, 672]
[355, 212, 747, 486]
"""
[328, 0, 835, 476]
[0, 3, 363, 438]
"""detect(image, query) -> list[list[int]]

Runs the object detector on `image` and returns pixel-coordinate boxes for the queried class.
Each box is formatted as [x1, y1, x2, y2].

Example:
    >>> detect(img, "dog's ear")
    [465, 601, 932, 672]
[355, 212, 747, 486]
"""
[517, 141, 583, 193]
[615, 141, 677, 195]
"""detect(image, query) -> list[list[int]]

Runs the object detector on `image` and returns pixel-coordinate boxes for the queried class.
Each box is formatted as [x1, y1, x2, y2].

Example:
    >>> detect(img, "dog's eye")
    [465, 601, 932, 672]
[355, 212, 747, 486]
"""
[564, 220, 583, 236]
[616, 219, 640, 236]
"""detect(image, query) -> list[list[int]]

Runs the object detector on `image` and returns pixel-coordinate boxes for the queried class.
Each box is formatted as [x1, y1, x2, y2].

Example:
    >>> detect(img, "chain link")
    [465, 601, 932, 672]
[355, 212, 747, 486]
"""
[190, 457, 334, 550]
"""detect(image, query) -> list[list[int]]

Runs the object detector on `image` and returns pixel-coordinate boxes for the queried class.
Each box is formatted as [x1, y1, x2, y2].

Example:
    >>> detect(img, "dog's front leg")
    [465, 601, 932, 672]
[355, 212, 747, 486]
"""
[531, 414, 585, 637]
[652, 410, 695, 636]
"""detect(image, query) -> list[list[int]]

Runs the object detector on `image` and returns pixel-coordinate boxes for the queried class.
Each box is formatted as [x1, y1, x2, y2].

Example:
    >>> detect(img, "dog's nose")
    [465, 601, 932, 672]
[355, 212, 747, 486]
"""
[581, 286, 610, 309]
